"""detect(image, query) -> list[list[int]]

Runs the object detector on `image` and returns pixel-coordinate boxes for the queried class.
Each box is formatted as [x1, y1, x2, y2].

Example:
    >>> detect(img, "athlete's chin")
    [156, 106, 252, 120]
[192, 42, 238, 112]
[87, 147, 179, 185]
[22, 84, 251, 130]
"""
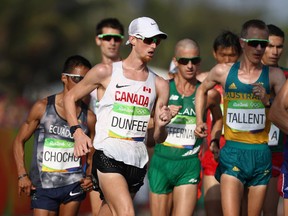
[142, 56, 153, 63]
[107, 52, 118, 58]
[268, 58, 278, 66]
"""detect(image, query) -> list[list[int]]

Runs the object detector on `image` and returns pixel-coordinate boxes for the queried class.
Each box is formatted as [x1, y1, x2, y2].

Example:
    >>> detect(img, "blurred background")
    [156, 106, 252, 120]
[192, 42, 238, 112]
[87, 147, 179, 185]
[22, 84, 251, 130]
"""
[1, 0, 287, 215]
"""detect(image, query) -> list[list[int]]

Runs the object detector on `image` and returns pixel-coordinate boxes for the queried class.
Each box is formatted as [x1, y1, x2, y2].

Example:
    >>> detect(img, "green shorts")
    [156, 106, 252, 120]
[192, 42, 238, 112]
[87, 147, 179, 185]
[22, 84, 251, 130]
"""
[148, 144, 200, 194]
[215, 141, 272, 187]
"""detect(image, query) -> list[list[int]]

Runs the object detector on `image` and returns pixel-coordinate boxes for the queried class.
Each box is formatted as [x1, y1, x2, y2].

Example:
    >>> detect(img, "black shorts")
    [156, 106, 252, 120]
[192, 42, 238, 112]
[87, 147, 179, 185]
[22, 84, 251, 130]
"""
[91, 150, 147, 200]
[31, 182, 86, 211]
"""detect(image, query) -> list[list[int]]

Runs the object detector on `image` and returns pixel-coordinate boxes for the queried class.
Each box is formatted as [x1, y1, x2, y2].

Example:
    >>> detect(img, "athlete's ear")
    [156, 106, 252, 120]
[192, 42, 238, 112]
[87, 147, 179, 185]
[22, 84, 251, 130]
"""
[129, 35, 137, 46]
[213, 51, 217, 59]
[61, 73, 68, 85]
[172, 56, 178, 67]
[96, 36, 101, 46]
[239, 38, 245, 49]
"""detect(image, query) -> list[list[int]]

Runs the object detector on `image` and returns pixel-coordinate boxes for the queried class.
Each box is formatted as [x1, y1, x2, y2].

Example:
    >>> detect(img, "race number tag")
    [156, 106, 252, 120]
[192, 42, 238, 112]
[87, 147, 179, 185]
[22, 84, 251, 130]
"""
[42, 138, 80, 172]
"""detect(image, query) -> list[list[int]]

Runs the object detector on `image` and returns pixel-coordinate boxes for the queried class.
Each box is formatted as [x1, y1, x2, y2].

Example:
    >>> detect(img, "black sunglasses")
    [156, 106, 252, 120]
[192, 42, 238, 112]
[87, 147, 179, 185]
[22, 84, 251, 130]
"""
[241, 38, 269, 48]
[98, 33, 124, 42]
[176, 57, 201, 65]
[62, 73, 84, 83]
[135, 35, 161, 46]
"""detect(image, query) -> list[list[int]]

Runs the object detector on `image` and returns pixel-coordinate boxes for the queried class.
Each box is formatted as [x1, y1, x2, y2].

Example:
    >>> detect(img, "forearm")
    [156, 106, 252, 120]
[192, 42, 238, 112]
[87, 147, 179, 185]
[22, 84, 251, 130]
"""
[13, 140, 27, 176]
[63, 92, 79, 126]
[153, 106, 169, 144]
[85, 148, 95, 176]
[195, 86, 207, 124]
[211, 118, 223, 140]
[153, 124, 167, 144]
[269, 108, 288, 134]
[209, 91, 222, 141]
[146, 118, 156, 147]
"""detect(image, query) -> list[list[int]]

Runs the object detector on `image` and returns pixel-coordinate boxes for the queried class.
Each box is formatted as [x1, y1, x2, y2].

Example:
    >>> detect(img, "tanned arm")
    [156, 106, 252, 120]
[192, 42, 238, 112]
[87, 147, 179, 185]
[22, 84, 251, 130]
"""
[13, 99, 46, 196]
[153, 76, 172, 144]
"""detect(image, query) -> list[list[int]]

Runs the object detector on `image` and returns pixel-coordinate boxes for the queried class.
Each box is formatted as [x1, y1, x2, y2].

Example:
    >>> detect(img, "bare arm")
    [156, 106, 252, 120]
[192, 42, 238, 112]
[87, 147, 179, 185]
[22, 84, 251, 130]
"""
[146, 113, 156, 148]
[13, 99, 46, 196]
[64, 64, 110, 156]
[251, 67, 285, 108]
[153, 76, 172, 143]
[269, 79, 288, 134]
[270, 67, 286, 95]
[206, 89, 223, 161]
[84, 110, 96, 176]
[80, 109, 96, 192]
[195, 64, 227, 138]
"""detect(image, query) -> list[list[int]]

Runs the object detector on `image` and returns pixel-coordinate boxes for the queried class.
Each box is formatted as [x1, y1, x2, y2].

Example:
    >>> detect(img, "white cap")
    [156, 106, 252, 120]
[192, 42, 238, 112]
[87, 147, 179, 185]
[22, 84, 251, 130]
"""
[126, 17, 167, 45]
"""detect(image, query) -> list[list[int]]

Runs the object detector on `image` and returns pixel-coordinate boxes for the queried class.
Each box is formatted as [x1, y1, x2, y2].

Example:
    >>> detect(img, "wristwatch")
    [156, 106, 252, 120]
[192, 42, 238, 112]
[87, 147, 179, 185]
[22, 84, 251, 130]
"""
[70, 125, 81, 136]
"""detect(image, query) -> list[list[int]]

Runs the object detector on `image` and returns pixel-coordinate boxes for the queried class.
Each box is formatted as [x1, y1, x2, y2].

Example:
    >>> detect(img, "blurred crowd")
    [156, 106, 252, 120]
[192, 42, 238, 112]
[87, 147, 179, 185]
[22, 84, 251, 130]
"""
[0, 93, 31, 128]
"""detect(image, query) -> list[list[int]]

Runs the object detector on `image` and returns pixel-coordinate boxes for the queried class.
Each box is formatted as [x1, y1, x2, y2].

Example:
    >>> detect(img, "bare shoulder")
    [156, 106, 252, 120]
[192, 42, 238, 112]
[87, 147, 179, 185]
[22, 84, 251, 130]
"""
[155, 75, 169, 89]
[82, 63, 113, 90]
[269, 66, 286, 84]
[33, 97, 47, 111]
[28, 97, 48, 121]
[96, 63, 112, 74]
[208, 62, 233, 83]
[87, 63, 112, 80]
[211, 63, 233, 74]
[269, 66, 285, 76]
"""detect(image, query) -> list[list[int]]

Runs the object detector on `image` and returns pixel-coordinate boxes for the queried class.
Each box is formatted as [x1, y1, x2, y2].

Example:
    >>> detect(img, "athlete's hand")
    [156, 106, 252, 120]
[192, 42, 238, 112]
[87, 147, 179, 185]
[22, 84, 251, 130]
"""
[80, 176, 94, 192]
[168, 105, 182, 118]
[18, 175, 34, 197]
[73, 129, 92, 157]
[252, 83, 269, 105]
[194, 123, 208, 138]
[158, 104, 172, 126]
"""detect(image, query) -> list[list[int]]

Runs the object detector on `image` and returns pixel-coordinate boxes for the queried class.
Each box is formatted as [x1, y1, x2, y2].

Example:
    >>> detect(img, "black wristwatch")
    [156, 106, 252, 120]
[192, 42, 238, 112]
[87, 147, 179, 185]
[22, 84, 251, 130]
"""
[70, 125, 81, 136]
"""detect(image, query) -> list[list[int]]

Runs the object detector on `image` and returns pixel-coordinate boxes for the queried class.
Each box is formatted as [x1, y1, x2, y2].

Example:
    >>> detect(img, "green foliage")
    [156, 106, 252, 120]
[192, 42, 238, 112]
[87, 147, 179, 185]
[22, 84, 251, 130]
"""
[1, 0, 287, 100]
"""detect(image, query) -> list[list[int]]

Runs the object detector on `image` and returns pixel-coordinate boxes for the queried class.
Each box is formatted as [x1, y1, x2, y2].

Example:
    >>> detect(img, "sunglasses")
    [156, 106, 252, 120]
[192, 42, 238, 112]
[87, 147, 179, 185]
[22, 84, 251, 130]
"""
[98, 33, 124, 42]
[62, 73, 84, 83]
[241, 38, 269, 48]
[176, 57, 201, 65]
[135, 35, 161, 46]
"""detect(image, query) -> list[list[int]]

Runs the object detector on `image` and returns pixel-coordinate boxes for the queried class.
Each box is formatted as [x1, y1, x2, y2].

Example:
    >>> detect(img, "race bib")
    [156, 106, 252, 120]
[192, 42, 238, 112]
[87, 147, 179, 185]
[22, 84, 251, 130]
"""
[108, 103, 150, 141]
[42, 138, 81, 172]
[268, 123, 280, 146]
[226, 100, 266, 131]
[164, 115, 196, 147]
